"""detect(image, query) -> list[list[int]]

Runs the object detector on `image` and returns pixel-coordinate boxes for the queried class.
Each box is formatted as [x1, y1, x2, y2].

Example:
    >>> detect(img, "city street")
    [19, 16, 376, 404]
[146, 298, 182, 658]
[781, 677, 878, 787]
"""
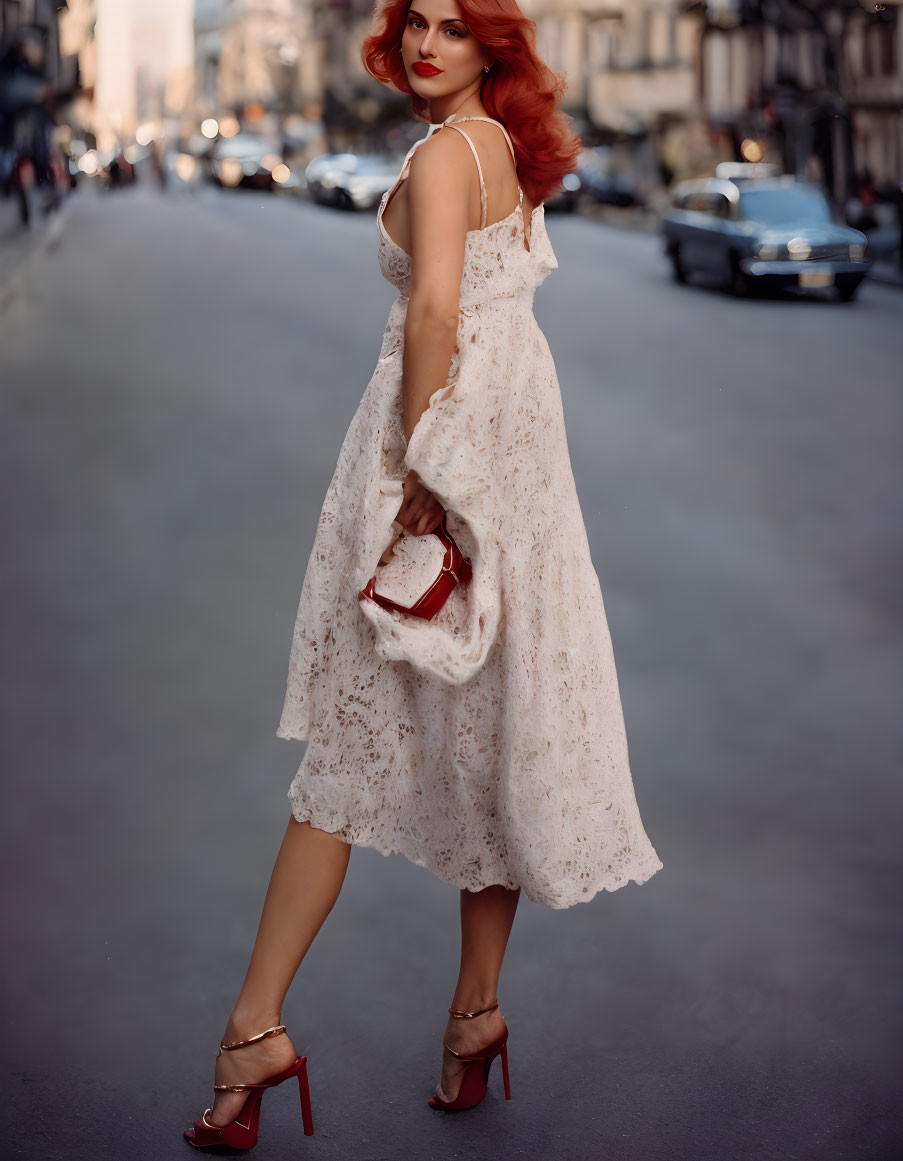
[2, 183, 901, 1160]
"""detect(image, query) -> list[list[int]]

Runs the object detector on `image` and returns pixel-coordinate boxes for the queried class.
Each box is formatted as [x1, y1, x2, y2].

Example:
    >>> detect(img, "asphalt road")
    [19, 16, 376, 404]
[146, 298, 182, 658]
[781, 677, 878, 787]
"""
[1, 182, 901, 1161]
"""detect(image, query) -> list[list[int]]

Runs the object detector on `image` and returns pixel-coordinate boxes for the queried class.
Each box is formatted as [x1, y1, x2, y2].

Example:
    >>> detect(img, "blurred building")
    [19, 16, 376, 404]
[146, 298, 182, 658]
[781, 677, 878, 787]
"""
[687, 0, 902, 200]
[194, 0, 323, 125]
[1, 0, 65, 88]
[94, 0, 193, 145]
[518, 0, 719, 192]
[314, 0, 392, 142]
[845, 1, 902, 193]
[58, 0, 97, 137]
[521, 0, 697, 128]
[194, 0, 227, 119]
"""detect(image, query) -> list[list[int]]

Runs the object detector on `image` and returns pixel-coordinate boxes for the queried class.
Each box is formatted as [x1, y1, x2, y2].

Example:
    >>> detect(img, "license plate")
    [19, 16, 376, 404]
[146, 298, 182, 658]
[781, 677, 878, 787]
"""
[799, 269, 834, 288]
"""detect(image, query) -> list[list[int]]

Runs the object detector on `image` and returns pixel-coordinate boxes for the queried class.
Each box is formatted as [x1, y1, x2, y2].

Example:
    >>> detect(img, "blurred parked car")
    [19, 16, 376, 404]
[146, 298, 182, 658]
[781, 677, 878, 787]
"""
[575, 147, 642, 207]
[306, 152, 401, 211]
[305, 152, 354, 206]
[543, 148, 642, 213]
[661, 165, 871, 300]
[208, 133, 285, 191]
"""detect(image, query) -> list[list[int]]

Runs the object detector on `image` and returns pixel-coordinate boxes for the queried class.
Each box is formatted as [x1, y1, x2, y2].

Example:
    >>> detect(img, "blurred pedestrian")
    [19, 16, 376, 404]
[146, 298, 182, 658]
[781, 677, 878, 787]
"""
[151, 139, 168, 192]
[850, 167, 878, 231]
[0, 33, 57, 227]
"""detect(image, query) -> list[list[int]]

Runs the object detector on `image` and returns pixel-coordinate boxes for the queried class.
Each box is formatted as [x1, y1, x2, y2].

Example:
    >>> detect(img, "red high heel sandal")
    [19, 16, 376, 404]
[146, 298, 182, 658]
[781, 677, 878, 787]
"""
[427, 1001, 512, 1111]
[183, 1023, 314, 1150]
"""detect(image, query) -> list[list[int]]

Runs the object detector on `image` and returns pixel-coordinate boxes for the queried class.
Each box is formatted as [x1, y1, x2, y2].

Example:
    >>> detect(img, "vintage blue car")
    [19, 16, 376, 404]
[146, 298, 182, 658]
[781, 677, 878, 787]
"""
[661, 165, 872, 301]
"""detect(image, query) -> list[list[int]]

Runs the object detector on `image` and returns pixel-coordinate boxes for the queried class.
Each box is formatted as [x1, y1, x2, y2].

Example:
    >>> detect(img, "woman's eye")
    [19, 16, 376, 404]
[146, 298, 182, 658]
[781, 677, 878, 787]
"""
[407, 17, 463, 36]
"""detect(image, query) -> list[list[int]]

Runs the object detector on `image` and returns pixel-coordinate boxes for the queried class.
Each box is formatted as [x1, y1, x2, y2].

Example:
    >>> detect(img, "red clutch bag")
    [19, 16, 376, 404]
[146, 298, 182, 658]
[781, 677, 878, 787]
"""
[359, 511, 473, 621]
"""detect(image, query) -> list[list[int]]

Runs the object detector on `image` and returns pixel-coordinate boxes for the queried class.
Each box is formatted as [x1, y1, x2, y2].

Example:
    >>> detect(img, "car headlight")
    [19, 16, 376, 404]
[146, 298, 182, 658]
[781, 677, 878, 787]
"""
[757, 244, 779, 260]
[787, 237, 811, 258]
[850, 243, 866, 260]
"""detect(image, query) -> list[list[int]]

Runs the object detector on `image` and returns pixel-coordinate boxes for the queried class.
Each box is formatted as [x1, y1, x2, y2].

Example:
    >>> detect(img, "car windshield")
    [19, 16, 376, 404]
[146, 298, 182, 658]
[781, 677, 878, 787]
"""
[738, 187, 834, 226]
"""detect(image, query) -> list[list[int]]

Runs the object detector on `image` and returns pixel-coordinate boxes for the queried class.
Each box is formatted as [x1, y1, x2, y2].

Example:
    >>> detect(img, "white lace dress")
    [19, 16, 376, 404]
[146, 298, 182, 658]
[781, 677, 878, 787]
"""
[277, 114, 663, 908]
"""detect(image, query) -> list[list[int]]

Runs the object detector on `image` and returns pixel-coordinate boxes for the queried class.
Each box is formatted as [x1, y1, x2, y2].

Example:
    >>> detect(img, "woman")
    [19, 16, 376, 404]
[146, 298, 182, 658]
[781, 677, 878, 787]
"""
[184, 0, 663, 1148]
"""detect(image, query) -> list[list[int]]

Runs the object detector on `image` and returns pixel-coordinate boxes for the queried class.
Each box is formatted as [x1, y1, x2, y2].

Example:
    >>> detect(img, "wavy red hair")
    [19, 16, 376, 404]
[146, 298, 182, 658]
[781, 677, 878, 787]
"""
[361, 0, 581, 205]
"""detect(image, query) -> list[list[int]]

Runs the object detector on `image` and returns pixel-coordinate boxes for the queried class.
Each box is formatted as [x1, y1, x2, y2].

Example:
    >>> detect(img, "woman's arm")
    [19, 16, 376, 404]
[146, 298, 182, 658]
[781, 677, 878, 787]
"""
[394, 130, 472, 536]
[401, 129, 470, 442]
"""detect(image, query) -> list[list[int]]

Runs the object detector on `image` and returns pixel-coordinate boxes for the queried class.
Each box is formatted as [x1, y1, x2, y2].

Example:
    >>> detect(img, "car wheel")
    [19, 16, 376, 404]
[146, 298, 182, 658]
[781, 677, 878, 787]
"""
[728, 254, 751, 298]
[669, 246, 687, 284]
[837, 282, 859, 302]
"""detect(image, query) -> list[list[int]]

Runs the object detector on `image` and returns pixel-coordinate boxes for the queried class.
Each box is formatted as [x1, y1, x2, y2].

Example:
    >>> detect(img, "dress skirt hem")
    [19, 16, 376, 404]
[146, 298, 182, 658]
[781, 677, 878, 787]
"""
[281, 735, 663, 910]
[288, 799, 663, 909]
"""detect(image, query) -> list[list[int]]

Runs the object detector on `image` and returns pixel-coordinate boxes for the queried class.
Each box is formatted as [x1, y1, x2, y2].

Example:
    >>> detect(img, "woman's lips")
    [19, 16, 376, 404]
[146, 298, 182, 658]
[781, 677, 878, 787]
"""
[412, 62, 442, 76]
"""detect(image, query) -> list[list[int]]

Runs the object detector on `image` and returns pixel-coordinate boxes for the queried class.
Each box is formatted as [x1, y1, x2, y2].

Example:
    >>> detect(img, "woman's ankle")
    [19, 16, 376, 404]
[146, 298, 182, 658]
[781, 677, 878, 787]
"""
[449, 992, 499, 1014]
[225, 1000, 283, 1040]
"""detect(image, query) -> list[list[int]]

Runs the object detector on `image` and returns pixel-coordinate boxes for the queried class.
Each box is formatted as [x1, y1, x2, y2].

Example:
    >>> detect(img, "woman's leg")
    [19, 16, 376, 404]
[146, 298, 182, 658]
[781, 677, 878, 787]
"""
[207, 816, 352, 1125]
[435, 883, 521, 1102]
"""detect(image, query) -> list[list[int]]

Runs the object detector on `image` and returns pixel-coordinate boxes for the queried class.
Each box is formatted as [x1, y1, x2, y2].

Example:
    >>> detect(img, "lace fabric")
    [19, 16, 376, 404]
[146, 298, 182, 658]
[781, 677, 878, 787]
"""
[277, 116, 663, 908]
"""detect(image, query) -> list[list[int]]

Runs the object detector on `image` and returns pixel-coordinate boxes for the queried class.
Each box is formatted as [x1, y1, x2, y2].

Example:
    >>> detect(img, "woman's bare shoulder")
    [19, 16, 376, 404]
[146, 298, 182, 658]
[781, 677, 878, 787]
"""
[406, 126, 475, 188]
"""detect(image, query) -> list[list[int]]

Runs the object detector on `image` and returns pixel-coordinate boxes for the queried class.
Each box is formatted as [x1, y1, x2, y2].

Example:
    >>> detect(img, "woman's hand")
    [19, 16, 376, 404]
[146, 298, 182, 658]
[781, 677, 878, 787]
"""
[394, 469, 445, 536]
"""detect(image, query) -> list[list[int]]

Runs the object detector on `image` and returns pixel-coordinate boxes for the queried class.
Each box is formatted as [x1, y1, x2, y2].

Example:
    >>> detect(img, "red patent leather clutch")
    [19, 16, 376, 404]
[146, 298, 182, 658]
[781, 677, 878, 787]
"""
[359, 511, 473, 621]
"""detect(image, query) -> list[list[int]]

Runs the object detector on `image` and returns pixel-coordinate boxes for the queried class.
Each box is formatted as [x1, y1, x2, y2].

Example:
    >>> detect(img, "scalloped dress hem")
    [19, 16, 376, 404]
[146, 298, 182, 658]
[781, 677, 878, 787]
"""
[284, 788, 663, 910]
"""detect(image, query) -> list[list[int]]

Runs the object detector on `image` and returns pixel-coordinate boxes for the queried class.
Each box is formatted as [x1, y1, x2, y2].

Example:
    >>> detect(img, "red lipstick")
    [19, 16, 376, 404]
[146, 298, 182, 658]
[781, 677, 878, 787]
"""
[412, 62, 442, 76]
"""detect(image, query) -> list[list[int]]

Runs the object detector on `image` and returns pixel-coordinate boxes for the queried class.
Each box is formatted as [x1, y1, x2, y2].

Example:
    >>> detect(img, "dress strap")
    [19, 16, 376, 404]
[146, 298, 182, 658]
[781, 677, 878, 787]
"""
[448, 115, 518, 171]
[444, 123, 487, 229]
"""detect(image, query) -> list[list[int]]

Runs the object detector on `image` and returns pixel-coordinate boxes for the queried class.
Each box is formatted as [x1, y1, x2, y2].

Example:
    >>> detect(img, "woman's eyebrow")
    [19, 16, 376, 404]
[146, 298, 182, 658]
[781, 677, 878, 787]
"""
[408, 9, 467, 24]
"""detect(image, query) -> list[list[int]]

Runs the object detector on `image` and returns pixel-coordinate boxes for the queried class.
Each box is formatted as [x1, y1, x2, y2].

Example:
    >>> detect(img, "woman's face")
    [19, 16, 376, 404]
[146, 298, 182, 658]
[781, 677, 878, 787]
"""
[401, 0, 490, 101]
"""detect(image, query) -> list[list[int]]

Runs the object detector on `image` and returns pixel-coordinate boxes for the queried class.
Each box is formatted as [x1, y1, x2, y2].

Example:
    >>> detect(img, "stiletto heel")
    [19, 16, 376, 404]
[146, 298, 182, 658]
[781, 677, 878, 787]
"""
[297, 1058, 314, 1136]
[427, 1001, 512, 1112]
[183, 1023, 314, 1149]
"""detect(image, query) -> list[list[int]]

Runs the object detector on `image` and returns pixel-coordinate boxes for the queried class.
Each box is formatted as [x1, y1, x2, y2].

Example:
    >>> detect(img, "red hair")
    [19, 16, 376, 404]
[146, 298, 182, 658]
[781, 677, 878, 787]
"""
[361, 0, 581, 205]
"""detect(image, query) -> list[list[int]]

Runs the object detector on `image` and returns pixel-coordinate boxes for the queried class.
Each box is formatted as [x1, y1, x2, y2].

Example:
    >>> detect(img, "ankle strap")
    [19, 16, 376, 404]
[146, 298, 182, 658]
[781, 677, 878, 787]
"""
[448, 1001, 498, 1019]
[219, 1024, 286, 1052]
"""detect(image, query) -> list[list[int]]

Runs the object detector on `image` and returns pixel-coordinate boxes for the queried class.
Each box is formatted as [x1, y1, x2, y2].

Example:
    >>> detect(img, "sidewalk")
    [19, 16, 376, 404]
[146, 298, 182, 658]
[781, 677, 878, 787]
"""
[0, 189, 66, 311]
[864, 225, 903, 288]
[869, 259, 903, 288]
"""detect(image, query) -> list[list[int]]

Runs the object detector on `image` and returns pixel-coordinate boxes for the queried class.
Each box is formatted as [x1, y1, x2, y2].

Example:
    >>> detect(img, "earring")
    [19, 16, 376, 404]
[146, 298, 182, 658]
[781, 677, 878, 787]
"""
[483, 64, 490, 72]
